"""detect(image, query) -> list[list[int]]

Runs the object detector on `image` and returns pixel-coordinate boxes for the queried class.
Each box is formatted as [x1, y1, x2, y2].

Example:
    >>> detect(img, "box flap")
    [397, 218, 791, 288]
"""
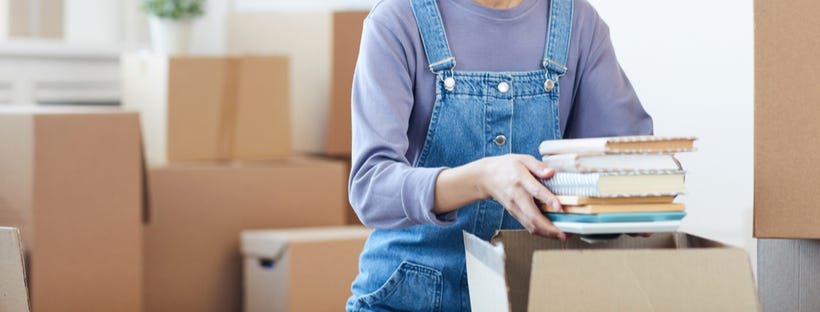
[489, 230, 730, 312]
[0, 227, 31, 312]
[241, 226, 371, 259]
[528, 248, 759, 311]
[463, 231, 510, 312]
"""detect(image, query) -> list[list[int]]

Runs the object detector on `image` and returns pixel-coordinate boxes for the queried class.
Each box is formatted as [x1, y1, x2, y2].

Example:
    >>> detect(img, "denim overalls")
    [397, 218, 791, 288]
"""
[348, 0, 572, 311]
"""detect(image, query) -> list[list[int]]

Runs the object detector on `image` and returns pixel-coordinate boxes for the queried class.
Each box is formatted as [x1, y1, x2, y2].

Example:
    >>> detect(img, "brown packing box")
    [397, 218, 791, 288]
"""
[5, 0, 62, 38]
[0, 227, 30, 312]
[145, 157, 349, 312]
[121, 54, 290, 164]
[0, 107, 143, 312]
[754, 1, 820, 238]
[227, 11, 368, 155]
[325, 11, 368, 156]
[464, 231, 759, 312]
[241, 226, 370, 312]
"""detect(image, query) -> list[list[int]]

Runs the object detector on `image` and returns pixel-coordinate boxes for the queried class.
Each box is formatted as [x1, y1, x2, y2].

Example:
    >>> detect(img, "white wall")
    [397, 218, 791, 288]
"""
[64, 0, 123, 44]
[587, 0, 754, 250]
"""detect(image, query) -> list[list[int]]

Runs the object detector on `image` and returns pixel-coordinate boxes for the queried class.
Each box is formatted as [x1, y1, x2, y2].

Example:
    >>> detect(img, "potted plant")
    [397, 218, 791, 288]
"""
[141, 0, 205, 54]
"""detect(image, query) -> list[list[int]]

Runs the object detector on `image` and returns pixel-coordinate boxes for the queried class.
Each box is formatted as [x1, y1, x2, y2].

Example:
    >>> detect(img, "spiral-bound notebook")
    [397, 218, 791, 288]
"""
[542, 171, 686, 197]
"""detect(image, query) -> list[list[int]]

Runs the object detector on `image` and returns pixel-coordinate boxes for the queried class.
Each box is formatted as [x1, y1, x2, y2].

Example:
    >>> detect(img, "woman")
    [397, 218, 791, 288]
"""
[347, 0, 652, 310]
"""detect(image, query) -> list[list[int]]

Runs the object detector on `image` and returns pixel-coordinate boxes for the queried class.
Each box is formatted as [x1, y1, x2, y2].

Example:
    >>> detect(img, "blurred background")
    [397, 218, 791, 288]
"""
[1, 0, 798, 311]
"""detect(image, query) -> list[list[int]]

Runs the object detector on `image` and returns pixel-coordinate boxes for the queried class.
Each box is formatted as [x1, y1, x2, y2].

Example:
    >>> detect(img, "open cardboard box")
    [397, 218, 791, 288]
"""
[465, 231, 759, 312]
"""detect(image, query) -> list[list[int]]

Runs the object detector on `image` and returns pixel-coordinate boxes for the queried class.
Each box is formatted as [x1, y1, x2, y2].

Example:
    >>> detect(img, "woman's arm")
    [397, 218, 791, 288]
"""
[350, 15, 456, 229]
[434, 155, 567, 239]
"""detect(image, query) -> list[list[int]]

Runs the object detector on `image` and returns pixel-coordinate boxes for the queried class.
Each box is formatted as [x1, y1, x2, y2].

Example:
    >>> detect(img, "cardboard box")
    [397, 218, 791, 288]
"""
[465, 231, 759, 312]
[241, 226, 370, 312]
[227, 11, 368, 155]
[755, 1, 820, 238]
[0, 227, 30, 312]
[1, 0, 62, 39]
[0, 106, 143, 312]
[122, 54, 290, 164]
[758, 239, 820, 312]
[145, 157, 349, 312]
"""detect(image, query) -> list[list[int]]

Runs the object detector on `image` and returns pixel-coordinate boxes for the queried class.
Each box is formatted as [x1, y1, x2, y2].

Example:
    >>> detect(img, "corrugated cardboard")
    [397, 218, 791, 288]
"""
[122, 54, 290, 164]
[754, 1, 820, 238]
[227, 11, 367, 155]
[465, 231, 759, 312]
[234, 56, 291, 160]
[0, 106, 143, 312]
[144, 157, 348, 312]
[242, 226, 370, 312]
[0, 227, 30, 312]
[758, 239, 820, 312]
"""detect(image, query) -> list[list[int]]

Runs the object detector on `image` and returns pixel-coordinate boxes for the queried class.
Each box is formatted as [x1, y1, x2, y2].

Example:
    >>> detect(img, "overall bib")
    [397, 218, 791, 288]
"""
[348, 0, 573, 311]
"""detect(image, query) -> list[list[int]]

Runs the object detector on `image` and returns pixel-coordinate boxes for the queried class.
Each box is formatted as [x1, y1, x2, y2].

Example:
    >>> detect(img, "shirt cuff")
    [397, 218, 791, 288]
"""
[401, 166, 457, 227]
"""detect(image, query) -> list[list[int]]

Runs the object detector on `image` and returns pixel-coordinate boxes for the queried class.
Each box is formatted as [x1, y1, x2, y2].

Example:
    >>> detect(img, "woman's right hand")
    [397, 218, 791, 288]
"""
[473, 154, 567, 240]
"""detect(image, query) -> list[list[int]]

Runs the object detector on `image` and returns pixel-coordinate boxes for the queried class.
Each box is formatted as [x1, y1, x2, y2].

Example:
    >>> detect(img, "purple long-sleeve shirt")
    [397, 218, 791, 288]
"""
[349, 0, 653, 228]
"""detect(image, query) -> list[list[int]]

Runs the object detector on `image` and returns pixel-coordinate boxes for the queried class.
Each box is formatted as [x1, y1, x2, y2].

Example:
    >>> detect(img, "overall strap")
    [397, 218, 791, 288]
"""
[543, 0, 574, 75]
[410, 0, 456, 74]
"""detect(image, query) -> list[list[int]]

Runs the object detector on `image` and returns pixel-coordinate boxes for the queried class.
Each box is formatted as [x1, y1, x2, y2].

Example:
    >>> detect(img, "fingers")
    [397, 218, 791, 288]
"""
[512, 191, 566, 240]
[519, 155, 555, 179]
[521, 176, 562, 213]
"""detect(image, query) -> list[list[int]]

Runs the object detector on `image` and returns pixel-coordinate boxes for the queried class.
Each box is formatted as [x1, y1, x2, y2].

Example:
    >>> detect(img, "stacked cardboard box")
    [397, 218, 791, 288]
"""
[122, 54, 291, 164]
[121, 51, 360, 311]
[145, 159, 349, 312]
[223, 10, 370, 310]
[755, 1, 820, 311]
[226, 10, 369, 226]
[0, 107, 144, 312]
[226, 10, 367, 156]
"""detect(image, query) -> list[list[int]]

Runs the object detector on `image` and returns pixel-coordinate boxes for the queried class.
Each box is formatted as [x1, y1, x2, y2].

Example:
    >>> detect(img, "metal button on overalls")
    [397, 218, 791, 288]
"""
[497, 82, 510, 93]
[494, 134, 507, 146]
[544, 79, 555, 92]
[444, 77, 456, 91]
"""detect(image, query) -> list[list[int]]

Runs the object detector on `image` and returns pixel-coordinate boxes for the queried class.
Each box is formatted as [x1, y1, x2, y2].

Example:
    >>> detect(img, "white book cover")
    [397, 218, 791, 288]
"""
[553, 220, 681, 235]
[539, 135, 697, 155]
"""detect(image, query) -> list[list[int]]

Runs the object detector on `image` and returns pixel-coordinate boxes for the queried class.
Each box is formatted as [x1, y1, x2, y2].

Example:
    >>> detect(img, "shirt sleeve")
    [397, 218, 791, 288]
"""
[564, 9, 654, 138]
[348, 17, 456, 229]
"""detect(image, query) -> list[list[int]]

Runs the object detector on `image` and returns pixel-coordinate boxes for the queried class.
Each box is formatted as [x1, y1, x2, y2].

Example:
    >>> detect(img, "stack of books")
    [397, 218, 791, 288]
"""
[537, 136, 696, 235]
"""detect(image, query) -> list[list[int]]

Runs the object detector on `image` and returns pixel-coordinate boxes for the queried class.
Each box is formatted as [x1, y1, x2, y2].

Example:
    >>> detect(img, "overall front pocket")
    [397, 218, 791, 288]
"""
[356, 261, 444, 312]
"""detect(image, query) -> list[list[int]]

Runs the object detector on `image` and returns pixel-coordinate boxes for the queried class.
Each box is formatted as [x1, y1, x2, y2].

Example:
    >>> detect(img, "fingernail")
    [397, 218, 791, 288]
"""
[559, 233, 567, 241]
[542, 168, 553, 175]
[551, 200, 562, 212]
